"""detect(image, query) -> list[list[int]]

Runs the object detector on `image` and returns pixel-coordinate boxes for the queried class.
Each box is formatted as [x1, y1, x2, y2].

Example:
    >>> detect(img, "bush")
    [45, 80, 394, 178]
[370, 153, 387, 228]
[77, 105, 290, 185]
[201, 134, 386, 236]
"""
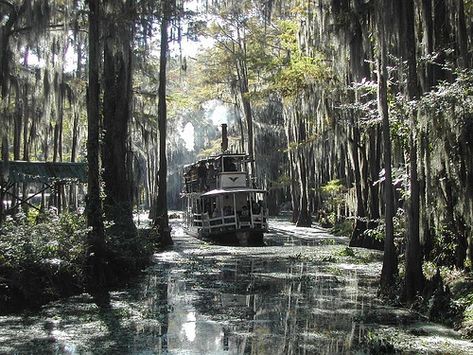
[0, 210, 89, 311]
[331, 218, 353, 236]
[0, 209, 157, 312]
[0, 210, 89, 274]
[431, 226, 460, 266]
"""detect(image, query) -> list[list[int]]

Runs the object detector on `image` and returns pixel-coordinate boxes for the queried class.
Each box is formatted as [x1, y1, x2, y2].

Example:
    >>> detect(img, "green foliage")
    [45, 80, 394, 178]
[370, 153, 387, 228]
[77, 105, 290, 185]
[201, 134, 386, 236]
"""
[333, 246, 382, 264]
[361, 209, 407, 246]
[361, 331, 395, 354]
[197, 136, 240, 157]
[389, 115, 409, 149]
[273, 174, 291, 188]
[420, 67, 473, 115]
[363, 224, 385, 242]
[0, 209, 157, 310]
[317, 180, 347, 227]
[26, 209, 40, 225]
[321, 179, 343, 194]
[0, 210, 89, 278]
[273, 53, 329, 97]
[431, 225, 461, 266]
[105, 227, 157, 271]
[267, 19, 331, 98]
[285, 132, 319, 152]
[338, 246, 356, 257]
[331, 219, 353, 237]
[393, 208, 407, 241]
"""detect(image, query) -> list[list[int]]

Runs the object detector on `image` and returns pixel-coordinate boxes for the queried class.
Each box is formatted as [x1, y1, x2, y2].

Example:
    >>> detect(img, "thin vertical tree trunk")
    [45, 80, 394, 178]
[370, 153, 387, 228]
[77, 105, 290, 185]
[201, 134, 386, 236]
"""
[285, 115, 299, 223]
[295, 113, 311, 227]
[22, 80, 29, 210]
[0, 136, 8, 222]
[402, 0, 424, 302]
[420, 0, 434, 91]
[368, 126, 381, 221]
[69, 110, 80, 210]
[456, 0, 469, 68]
[86, 0, 106, 295]
[349, 114, 368, 245]
[241, 90, 254, 171]
[22, 84, 29, 161]
[378, 0, 398, 294]
[432, 0, 450, 84]
[153, 0, 173, 246]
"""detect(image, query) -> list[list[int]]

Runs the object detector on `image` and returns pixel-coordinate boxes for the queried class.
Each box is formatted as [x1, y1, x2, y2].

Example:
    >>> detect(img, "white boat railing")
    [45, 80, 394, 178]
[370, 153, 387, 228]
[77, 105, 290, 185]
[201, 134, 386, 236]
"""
[202, 213, 237, 232]
[199, 210, 268, 234]
[193, 213, 202, 227]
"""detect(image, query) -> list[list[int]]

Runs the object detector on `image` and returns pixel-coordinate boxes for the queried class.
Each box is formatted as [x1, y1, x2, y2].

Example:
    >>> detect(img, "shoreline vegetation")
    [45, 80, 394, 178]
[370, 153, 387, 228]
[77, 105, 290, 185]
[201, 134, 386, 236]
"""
[0, 209, 156, 314]
[329, 216, 473, 339]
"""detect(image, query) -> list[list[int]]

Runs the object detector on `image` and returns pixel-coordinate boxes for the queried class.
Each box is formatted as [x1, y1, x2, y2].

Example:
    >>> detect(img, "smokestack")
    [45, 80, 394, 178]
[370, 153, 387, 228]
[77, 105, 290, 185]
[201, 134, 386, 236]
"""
[221, 124, 228, 152]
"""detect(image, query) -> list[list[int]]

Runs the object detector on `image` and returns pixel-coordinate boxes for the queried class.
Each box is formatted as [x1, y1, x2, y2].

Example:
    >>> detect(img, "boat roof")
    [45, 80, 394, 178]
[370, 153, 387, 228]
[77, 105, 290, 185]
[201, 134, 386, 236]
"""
[184, 153, 250, 169]
[201, 188, 267, 197]
[212, 152, 248, 158]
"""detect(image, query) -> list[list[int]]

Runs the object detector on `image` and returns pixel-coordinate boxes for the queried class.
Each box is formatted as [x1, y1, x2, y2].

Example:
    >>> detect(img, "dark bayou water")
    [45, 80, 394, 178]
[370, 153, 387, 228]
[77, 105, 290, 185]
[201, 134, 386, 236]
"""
[1, 216, 472, 354]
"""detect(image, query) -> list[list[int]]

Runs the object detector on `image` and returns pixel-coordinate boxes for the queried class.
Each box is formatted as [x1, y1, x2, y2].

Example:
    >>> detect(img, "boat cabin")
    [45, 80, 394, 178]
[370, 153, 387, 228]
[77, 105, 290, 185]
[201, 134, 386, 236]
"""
[182, 149, 268, 244]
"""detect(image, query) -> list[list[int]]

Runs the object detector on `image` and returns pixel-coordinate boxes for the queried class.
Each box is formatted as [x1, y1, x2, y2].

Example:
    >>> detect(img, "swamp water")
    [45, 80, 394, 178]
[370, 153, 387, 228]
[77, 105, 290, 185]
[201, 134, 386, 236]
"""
[1, 217, 472, 354]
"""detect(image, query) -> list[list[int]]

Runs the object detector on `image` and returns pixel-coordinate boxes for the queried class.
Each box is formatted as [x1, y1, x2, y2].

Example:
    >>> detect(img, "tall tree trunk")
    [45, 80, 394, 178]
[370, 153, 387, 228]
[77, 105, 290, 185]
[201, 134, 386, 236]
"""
[419, 131, 433, 258]
[0, 136, 8, 222]
[21, 81, 29, 210]
[432, 0, 450, 84]
[378, 0, 398, 294]
[292, 110, 310, 226]
[86, 0, 106, 295]
[69, 110, 80, 210]
[349, 115, 368, 245]
[285, 115, 299, 223]
[235, 102, 245, 153]
[13, 101, 21, 160]
[153, 0, 173, 246]
[241, 88, 254, 170]
[235, 25, 255, 173]
[368, 125, 381, 221]
[12, 93, 22, 213]
[420, 0, 434, 91]
[53, 123, 59, 162]
[102, 0, 136, 237]
[402, 0, 424, 302]
[289, 150, 299, 223]
[456, 0, 469, 68]
[22, 83, 29, 161]
[296, 149, 311, 227]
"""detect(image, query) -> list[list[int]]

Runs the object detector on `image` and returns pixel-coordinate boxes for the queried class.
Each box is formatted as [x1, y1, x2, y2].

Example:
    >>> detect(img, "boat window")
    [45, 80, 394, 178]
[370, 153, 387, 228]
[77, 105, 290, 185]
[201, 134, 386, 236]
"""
[223, 157, 238, 172]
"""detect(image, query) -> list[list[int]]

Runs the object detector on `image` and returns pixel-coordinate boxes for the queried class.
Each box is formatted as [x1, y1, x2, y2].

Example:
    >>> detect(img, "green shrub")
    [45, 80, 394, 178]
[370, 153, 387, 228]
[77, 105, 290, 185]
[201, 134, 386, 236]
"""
[431, 226, 459, 266]
[331, 218, 353, 236]
[0, 211, 89, 273]
[0, 210, 89, 310]
[1, 209, 156, 311]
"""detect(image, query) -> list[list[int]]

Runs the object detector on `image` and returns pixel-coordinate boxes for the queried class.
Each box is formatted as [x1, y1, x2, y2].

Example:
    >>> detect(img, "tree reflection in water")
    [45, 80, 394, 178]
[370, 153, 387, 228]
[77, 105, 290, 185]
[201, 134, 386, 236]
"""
[147, 233, 372, 354]
[0, 219, 472, 354]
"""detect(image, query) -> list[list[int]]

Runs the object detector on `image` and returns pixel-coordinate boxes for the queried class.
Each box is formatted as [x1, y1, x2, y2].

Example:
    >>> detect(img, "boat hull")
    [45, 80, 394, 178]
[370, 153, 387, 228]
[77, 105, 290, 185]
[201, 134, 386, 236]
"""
[184, 226, 265, 246]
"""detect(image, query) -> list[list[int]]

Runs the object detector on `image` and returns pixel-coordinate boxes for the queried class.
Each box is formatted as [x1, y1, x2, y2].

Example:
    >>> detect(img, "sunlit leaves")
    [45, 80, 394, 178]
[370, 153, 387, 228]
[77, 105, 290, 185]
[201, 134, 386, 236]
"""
[284, 132, 319, 152]
[269, 19, 330, 98]
[272, 53, 329, 97]
[420, 67, 473, 117]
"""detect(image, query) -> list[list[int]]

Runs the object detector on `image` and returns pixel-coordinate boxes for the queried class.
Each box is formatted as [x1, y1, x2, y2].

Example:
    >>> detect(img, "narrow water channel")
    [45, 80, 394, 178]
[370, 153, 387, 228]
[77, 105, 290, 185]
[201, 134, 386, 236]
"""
[1, 216, 472, 354]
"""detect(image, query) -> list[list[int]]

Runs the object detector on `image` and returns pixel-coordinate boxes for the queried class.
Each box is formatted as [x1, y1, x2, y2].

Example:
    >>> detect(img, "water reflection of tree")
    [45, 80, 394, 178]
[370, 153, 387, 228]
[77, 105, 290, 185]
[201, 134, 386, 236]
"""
[171, 262, 358, 353]
[141, 264, 170, 352]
